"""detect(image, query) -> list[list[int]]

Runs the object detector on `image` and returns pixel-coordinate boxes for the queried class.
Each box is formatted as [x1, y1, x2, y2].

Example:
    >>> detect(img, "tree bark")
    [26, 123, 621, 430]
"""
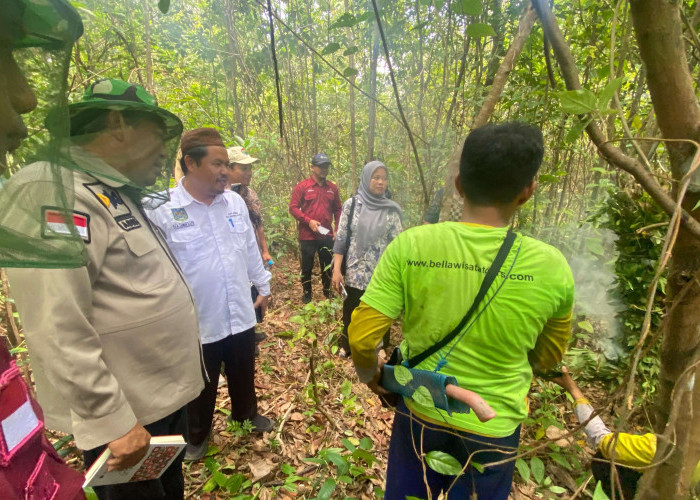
[628, 1, 700, 497]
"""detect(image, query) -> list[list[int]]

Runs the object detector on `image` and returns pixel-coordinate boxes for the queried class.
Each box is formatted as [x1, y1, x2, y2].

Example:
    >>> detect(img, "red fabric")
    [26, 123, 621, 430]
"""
[289, 177, 342, 241]
[0, 346, 85, 500]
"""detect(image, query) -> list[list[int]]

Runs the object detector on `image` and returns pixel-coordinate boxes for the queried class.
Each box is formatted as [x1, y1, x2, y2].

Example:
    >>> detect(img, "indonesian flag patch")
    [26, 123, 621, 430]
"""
[41, 207, 91, 243]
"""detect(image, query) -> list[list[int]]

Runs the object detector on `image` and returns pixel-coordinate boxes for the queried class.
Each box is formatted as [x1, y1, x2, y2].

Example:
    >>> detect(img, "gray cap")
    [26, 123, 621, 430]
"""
[311, 152, 332, 167]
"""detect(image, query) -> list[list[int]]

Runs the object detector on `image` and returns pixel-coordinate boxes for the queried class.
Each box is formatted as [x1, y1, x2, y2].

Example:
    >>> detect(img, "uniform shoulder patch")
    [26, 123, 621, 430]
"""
[84, 182, 142, 232]
[41, 206, 91, 243]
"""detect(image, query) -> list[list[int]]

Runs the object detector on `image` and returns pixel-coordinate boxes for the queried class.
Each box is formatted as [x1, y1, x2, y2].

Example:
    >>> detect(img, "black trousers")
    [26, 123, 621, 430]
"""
[299, 239, 334, 295]
[83, 407, 187, 500]
[187, 328, 257, 446]
[340, 285, 391, 353]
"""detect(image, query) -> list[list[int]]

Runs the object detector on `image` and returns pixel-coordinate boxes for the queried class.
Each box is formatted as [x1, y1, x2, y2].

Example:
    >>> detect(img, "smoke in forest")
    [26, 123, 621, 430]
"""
[533, 224, 624, 360]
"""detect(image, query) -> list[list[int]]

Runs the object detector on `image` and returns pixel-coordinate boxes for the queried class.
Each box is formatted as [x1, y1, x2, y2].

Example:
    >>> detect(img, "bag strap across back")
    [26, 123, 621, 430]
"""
[405, 229, 517, 369]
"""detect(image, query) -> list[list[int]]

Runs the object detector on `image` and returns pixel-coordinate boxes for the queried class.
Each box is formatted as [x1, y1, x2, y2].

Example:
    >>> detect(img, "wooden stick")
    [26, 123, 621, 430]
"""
[445, 384, 497, 422]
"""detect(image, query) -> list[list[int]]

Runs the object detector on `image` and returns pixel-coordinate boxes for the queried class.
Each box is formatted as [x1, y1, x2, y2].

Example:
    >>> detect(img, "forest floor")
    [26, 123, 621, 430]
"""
[2, 253, 620, 499]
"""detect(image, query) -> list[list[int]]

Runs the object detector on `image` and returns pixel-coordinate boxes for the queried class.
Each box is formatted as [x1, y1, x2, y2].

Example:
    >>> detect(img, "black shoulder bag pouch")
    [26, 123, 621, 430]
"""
[379, 229, 517, 406]
[340, 195, 357, 276]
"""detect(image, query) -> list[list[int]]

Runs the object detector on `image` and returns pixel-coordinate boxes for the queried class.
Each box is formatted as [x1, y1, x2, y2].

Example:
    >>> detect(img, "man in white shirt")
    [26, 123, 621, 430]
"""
[146, 128, 272, 461]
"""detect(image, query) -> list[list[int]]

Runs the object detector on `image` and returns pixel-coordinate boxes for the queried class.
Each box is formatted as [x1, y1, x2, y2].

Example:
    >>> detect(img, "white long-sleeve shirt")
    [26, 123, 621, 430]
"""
[146, 181, 271, 344]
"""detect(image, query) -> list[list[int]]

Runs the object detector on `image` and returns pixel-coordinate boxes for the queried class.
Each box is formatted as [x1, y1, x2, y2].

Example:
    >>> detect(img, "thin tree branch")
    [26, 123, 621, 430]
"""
[608, 0, 651, 169]
[370, 0, 430, 208]
[543, 34, 557, 87]
[266, 0, 285, 139]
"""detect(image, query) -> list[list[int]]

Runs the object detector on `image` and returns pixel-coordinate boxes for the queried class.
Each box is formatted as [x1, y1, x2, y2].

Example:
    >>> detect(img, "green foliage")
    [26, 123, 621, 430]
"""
[450, 0, 482, 16]
[519, 377, 592, 496]
[556, 89, 599, 115]
[201, 456, 253, 495]
[303, 439, 379, 498]
[280, 463, 312, 493]
[157, 0, 170, 14]
[424, 450, 463, 476]
[411, 385, 434, 407]
[261, 359, 274, 375]
[515, 458, 530, 482]
[530, 456, 545, 484]
[83, 488, 99, 500]
[321, 42, 342, 56]
[593, 481, 612, 499]
[394, 364, 413, 385]
[466, 23, 496, 38]
[589, 189, 666, 398]
[578, 320, 594, 334]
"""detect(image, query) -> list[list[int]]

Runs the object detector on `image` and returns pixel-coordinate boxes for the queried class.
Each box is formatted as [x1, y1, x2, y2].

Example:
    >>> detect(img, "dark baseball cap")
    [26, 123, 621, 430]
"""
[311, 152, 332, 167]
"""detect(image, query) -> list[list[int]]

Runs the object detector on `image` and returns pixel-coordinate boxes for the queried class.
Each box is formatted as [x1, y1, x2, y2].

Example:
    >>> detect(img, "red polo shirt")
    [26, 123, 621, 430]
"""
[289, 177, 342, 241]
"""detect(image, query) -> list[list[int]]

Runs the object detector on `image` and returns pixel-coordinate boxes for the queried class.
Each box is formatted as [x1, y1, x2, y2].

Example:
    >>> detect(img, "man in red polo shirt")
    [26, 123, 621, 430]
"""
[289, 153, 342, 303]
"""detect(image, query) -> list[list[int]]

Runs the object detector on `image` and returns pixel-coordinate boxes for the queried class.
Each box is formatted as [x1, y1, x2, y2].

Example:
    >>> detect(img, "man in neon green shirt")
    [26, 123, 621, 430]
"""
[349, 122, 574, 499]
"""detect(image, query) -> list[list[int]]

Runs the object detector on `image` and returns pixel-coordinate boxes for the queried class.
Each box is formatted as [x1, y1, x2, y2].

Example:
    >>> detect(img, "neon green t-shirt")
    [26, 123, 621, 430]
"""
[360, 222, 575, 437]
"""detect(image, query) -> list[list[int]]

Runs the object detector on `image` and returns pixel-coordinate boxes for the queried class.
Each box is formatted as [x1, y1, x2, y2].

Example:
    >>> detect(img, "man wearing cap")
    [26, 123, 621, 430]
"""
[228, 146, 271, 349]
[146, 128, 273, 461]
[3, 78, 205, 499]
[0, 1, 87, 499]
[228, 146, 272, 265]
[289, 152, 342, 303]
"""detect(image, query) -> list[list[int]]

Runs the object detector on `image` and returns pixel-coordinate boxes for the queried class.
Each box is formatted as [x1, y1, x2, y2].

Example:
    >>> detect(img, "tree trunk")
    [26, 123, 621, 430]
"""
[344, 0, 358, 191]
[225, 0, 244, 137]
[366, 0, 380, 163]
[439, 6, 537, 222]
[306, 2, 318, 152]
[628, 1, 700, 497]
[443, 24, 470, 139]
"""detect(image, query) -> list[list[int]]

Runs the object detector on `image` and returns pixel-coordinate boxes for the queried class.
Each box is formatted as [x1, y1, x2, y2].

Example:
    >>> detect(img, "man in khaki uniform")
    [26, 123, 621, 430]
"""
[4, 79, 205, 499]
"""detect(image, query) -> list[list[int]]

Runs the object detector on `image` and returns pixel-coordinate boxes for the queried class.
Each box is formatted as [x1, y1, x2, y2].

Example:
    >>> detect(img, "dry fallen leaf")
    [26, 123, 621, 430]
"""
[248, 459, 274, 482]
